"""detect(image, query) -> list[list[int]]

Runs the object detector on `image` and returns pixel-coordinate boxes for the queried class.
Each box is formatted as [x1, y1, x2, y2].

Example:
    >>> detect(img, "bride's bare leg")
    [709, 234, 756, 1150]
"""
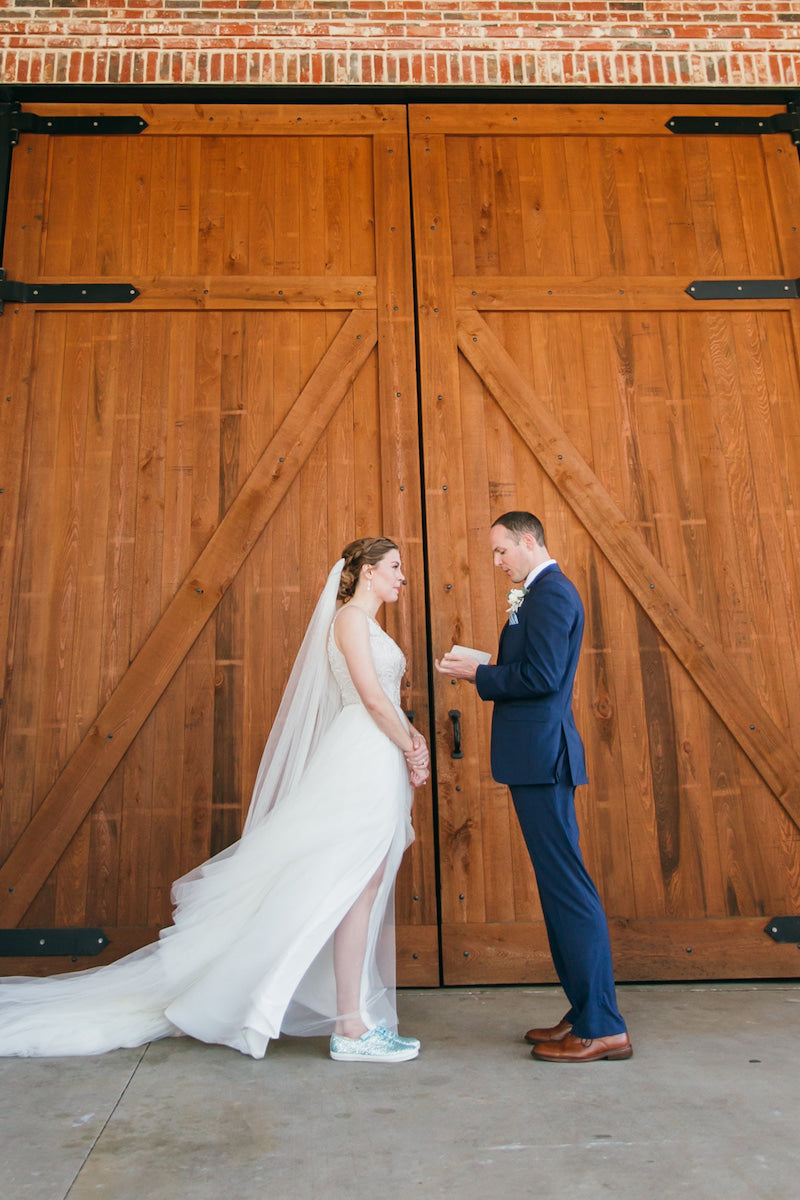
[333, 863, 386, 1038]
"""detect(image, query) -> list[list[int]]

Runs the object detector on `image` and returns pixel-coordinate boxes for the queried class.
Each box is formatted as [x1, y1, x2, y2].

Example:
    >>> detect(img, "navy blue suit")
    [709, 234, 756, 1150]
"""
[475, 564, 626, 1039]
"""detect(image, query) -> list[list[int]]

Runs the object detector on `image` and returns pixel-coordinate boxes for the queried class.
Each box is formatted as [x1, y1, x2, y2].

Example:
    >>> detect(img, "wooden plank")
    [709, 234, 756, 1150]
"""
[239, 314, 276, 807]
[0, 316, 68, 863]
[180, 622, 215, 878]
[605, 309, 709, 919]
[39, 139, 81, 276]
[197, 137, 227, 276]
[119, 135, 153, 275]
[441, 917, 800, 984]
[145, 313, 198, 926]
[247, 138, 277, 275]
[0, 922, 440, 985]
[86, 313, 143, 925]
[324, 137, 353, 275]
[765, 137, 800, 686]
[395, 925, 440, 988]
[31, 313, 92, 802]
[149, 667, 187, 928]
[441, 133, 524, 931]
[129, 315, 169, 660]
[24, 104, 408, 137]
[409, 103, 782, 138]
[84, 770, 123, 928]
[55, 313, 122, 927]
[177, 318, 222, 878]
[143, 135, 176, 277]
[411, 130, 490, 928]
[470, 136, 501, 273]
[212, 309, 249, 853]
[457, 353, 517, 927]
[274, 137, 301, 274]
[68, 314, 120, 742]
[172, 136, 201, 278]
[223, 138, 251, 277]
[117, 709, 155, 927]
[524, 313, 640, 919]
[454, 277, 798, 312]
[466, 317, 544, 927]
[455, 308, 800, 831]
[0, 309, 379, 923]
[373, 124, 434, 944]
[0, 316, 35, 727]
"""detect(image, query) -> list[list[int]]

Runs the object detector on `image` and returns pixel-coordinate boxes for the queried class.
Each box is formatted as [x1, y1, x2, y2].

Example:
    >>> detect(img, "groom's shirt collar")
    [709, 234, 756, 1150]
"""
[524, 559, 557, 590]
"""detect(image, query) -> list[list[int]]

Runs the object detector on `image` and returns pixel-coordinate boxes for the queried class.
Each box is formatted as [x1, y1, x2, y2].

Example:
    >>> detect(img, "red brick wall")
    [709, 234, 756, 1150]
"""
[1, 2, 798, 88]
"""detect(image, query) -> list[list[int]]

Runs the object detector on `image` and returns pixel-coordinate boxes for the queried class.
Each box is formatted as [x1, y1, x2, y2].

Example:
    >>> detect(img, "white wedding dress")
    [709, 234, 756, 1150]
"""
[0, 607, 414, 1058]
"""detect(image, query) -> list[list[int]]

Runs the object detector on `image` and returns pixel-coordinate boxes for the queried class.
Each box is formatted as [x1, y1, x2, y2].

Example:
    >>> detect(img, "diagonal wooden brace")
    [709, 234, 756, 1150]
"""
[456, 308, 800, 832]
[0, 309, 378, 923]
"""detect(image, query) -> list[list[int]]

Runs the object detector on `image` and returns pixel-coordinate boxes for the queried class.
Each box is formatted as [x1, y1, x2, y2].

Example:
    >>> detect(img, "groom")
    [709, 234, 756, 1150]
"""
[436, 511, 631, 1063]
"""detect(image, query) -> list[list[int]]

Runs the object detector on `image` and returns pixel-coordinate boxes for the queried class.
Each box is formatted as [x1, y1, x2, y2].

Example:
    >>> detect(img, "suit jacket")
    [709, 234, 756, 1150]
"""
[475, 563, 588, 787]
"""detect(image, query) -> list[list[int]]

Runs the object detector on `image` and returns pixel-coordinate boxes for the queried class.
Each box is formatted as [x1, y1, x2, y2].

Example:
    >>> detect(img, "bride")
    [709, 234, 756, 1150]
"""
[0, 538, 429, 1063]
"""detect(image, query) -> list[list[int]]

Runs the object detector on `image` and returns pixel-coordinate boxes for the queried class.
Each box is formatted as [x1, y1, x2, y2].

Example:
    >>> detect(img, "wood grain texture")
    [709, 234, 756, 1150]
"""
[373, 126, 434, 929]
[412, 104, 800, 984]
[9, 276, 378, 310]
[454, 278, 798, 312]
[1, 109, 436, 986]
[22, 104, 408, 137]
[0, 310, 378, 924]
[409, 104, 782, 138]
[456, 308, 800, 831]
[5, 102, 799, 990]
[410, 130, 491, 928]
[441, 918, 800, 984]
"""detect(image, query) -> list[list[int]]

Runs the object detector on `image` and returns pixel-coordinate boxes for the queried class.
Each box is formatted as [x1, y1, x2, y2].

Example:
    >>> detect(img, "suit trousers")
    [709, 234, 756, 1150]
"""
[510, 779, 626, 1039]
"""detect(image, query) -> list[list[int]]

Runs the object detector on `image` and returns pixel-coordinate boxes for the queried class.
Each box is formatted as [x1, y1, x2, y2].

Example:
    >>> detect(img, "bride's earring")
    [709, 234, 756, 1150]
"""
[367, 579, 372, 592]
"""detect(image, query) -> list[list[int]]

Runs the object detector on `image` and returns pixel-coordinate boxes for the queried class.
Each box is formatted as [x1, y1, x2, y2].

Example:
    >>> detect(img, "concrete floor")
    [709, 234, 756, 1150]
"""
[2, 982, 799, 1200]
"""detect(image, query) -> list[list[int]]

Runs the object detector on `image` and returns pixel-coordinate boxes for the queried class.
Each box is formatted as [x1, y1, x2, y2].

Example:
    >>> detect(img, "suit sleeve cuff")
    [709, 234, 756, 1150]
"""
[475, 663, 492, 699]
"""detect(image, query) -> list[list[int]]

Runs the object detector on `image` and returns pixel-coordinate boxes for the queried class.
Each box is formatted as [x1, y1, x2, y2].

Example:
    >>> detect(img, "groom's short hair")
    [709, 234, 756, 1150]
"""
[492, 511, 546, 546]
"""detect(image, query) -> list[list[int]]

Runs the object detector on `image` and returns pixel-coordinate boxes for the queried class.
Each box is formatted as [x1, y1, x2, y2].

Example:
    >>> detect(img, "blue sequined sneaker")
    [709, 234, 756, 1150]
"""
[375, 1024, 421, 1052]
[330, 1027, 419, 1063]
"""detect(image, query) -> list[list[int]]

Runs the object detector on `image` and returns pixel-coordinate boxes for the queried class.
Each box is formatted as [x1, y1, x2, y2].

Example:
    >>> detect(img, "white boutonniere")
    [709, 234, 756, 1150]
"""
[506, 588, 526, 615]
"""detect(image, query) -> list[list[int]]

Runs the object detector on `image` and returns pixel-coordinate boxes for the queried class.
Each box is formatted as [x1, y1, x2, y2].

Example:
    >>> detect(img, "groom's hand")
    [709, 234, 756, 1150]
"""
[434, 652, 479, 682]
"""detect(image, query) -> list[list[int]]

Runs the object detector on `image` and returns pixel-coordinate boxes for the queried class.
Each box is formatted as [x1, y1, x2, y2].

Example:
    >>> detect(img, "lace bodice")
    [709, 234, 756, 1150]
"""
[328, 612, 406, 707]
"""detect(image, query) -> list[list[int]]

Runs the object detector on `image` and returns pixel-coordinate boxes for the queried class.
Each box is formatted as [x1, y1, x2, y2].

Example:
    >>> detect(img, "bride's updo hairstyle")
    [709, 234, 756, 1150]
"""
[338, 537, 399, 603]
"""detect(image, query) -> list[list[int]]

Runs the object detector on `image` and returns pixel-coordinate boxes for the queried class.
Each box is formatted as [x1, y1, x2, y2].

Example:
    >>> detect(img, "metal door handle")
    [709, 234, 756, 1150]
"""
[448, 710, 463, 759]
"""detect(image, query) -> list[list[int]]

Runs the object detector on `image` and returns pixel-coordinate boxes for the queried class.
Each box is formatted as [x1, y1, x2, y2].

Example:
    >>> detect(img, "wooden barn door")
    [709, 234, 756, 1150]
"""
[0, 104, 438, 983]
[411, 103, 800, 983]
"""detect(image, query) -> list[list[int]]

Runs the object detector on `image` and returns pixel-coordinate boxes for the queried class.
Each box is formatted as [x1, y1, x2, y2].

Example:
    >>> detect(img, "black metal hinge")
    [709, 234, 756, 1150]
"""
[666, 102, 800, 146]
[4, 101, 148, 147]
[686, 278, 800, 301]
[0, 269, 139, 314]
[765, 916, 800, 946]
[0, 103, 147, 292]
[0, 927, 110, 957]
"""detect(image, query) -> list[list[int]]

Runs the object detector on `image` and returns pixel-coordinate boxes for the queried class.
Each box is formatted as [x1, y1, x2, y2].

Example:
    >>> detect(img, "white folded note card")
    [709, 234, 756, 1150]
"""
[450, 644, 491, 665]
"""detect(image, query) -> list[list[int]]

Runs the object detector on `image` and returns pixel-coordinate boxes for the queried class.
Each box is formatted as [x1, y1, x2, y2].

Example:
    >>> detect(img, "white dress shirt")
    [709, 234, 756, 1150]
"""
[524, 558, 557, 590]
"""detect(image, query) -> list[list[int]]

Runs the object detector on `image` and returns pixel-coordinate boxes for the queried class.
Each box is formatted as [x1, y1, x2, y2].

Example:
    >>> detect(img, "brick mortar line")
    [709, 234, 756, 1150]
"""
[3, 47, 797, 85]
[3, 38, 798, 49]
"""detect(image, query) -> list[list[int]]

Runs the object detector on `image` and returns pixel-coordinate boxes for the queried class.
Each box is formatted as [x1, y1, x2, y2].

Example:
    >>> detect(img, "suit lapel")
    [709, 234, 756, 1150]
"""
[499, 564, 561, 660]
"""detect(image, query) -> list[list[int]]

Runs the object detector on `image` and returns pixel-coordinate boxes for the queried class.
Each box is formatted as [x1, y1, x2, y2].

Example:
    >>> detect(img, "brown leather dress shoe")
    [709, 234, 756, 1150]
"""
[531, 1032, 633, 1063]
[522, 1017, 573, 1046]
[523, 1018, 573, 1045]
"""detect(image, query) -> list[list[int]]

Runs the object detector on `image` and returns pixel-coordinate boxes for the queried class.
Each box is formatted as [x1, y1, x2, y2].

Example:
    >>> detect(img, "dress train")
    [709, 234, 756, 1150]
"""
[0, 613, 413, 1058]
